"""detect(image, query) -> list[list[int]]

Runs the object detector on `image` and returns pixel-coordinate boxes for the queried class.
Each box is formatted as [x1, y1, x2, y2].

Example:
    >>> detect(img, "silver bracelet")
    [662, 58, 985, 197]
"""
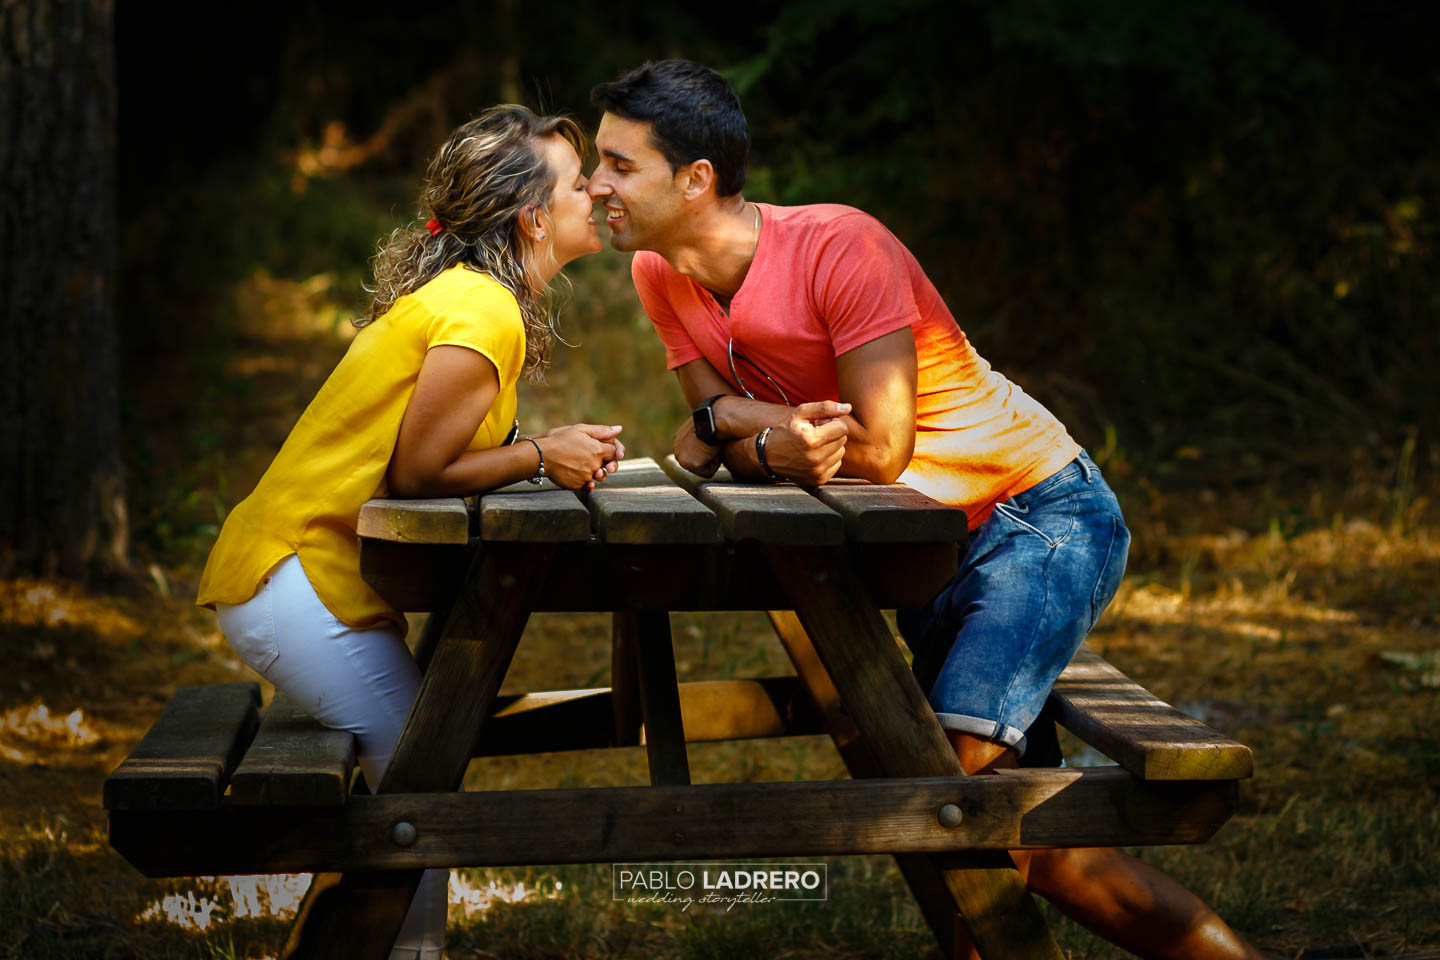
[524, 437, 545, 485]
[755, 426, 783, 482]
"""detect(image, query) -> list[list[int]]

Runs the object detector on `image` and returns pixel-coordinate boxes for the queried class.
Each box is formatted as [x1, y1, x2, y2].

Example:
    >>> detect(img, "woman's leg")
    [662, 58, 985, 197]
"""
[217, 554, 446, 960]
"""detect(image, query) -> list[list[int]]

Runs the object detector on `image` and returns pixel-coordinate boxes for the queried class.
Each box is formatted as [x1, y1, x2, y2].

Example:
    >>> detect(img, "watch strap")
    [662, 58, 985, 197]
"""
[692, 394, 727, 445]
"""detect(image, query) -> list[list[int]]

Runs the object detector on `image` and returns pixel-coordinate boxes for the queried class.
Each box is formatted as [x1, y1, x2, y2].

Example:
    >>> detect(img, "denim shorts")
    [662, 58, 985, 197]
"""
[897, 451, 1129, 757]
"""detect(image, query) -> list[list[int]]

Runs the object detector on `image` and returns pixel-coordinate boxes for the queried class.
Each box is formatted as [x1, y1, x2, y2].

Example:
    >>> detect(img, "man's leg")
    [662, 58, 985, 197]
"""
[902, 454, 1262, 960]
[949, 732, 1264, 960]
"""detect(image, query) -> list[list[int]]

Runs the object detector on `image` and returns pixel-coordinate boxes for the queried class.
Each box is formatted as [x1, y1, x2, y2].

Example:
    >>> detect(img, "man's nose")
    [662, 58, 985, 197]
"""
[585, 175, 611, 200]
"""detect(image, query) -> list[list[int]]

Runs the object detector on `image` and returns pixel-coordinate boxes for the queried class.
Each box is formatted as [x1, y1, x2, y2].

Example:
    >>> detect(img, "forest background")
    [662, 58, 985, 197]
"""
[2, 1, 1437, 957]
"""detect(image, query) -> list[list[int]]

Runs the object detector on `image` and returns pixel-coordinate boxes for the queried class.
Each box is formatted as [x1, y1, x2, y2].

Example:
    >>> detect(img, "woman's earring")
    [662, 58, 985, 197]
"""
[538, 232, 547, 240]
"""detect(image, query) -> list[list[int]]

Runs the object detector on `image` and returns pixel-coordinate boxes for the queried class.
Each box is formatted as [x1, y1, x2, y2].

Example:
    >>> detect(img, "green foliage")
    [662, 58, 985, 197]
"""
[118, 0, 1439, 508]
[120, 162, 406, 340]
[712, 0, 1437, 478]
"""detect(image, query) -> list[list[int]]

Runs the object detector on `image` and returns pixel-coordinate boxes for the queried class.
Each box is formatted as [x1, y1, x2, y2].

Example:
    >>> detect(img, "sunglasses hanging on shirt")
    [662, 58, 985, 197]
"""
[727, 337, 790, 406]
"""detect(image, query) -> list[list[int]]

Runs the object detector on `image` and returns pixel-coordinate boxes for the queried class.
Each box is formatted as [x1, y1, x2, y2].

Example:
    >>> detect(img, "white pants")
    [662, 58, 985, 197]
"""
[216, 554, 446, 960]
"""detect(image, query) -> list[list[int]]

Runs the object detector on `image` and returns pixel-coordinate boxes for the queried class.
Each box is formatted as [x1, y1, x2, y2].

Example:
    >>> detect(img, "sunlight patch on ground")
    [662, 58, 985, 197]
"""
[131, 872, 557, 934]
[1, 579, 143, 638]
[136, 874, 313, 931]
[0, 701, 102, 764]
[1109, 518, 1439, 642]
[226, 873, 314, 919]
[449, 873, 562, 917]
[138, 890, 224, 932]
[1118, 581, 1363, 631]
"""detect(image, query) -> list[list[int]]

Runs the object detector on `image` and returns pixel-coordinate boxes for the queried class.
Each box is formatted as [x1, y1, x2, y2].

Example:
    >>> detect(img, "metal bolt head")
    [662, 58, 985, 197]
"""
[938, 804, 964, 828]
[391, 821, 418, 847]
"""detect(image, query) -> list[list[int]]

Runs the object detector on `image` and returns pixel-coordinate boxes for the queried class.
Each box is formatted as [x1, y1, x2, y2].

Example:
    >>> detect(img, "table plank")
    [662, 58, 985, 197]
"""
[1048, 648, 1255, 781]
[477, 484, 591, 542]
[109, 769, 1239, 876]
[361, 538, 957, 612]
[585, 457, 720, 545]
[594, 456, 678, 489]
[662, 456, 843, 544]
[357, 498, 470, 545]
[472, 677, 825, 756]
[670, 677, 823, 745]
[810, 478, 970, 543]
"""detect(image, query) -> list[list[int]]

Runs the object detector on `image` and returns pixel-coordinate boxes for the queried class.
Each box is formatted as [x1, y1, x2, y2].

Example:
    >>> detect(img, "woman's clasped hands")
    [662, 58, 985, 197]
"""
[529, 423, 625, 490]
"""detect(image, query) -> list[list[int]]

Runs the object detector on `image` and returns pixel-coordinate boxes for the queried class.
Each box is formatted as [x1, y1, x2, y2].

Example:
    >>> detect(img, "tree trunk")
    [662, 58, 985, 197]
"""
[0, 0, 128, 579]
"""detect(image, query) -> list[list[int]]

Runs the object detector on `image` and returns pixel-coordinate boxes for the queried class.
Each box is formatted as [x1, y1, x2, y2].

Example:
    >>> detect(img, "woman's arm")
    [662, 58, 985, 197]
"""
[387, 345, 622, 496]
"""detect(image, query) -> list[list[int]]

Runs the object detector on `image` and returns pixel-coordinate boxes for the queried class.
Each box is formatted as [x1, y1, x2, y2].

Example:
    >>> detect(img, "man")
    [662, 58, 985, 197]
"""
[586, 59, 1262, 960]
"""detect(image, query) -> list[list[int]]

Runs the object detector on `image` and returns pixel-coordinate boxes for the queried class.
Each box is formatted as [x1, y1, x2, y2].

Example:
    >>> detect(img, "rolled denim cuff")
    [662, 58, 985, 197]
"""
[932, 712, 1030, 758]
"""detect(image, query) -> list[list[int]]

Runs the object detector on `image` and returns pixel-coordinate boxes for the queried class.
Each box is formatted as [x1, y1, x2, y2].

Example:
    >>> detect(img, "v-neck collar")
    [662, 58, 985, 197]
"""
[697, 202, 765, 320]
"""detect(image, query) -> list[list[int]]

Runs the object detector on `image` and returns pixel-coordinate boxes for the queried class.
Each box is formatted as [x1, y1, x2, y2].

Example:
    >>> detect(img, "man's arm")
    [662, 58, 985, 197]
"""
[671, 359, 849, 483]
[830, 326, 917, 484]
[670, 325, 915, 485]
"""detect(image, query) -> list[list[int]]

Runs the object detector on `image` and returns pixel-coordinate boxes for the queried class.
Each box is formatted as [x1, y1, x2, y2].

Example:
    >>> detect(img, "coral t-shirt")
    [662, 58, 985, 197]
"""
[197, 264, 526, 632]
[632, 203, 1079, 529]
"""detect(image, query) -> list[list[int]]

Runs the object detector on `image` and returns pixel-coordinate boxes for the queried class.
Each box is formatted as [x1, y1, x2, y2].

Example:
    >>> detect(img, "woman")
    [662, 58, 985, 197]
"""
[196, 105, 620, 959]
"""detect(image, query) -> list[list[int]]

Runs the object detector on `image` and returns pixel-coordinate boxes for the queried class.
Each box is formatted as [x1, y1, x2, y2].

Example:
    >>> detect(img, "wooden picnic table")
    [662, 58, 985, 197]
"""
[105, 456, 1253, 959]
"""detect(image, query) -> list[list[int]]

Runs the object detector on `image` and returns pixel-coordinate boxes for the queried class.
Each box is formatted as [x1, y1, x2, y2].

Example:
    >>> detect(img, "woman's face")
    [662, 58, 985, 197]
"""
[539, 135, 602, 267]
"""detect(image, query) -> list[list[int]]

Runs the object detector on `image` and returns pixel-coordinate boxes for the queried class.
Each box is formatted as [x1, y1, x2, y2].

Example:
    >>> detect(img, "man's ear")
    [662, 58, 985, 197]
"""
[676, 159, 716, 202]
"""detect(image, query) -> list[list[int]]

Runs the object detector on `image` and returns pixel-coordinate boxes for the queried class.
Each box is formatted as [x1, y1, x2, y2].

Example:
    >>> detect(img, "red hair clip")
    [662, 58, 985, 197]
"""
[426, 218, 444, 237]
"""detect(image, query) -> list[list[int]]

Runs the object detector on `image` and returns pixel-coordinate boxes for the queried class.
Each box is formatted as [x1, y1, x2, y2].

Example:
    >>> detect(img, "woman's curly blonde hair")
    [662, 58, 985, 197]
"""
[357, 104, 586, 382]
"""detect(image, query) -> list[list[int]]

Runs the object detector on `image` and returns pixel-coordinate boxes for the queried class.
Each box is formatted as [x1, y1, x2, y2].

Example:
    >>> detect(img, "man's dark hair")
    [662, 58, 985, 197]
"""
[590, 59, 749, 197]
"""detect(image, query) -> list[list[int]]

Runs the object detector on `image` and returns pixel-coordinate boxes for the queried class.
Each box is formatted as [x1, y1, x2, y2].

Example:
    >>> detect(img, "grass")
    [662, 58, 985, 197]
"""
[4, 259, 1439, 959]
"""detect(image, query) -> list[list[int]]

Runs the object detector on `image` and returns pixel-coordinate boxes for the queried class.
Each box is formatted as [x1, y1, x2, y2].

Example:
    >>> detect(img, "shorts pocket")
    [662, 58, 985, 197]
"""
[994, 493, 1076, 548]
[219, 579, 281, 674]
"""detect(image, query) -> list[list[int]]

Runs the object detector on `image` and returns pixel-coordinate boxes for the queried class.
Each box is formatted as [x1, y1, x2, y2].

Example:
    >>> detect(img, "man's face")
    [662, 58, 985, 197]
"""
[587, 112, 686, 253]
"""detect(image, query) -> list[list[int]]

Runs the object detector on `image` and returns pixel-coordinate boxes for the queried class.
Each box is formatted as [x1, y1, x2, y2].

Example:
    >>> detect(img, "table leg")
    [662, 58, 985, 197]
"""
[768, 610, 961, 954]
[411, 594, 454, 673]
[764, 546, 1062, 960]
[622, 611, 690, 786]
[611, 614, 643, 747]
[282, 542, 555, 960]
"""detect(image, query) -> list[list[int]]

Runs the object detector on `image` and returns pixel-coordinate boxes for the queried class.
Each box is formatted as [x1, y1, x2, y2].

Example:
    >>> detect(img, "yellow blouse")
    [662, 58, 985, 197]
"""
[197, 264, 525, 632]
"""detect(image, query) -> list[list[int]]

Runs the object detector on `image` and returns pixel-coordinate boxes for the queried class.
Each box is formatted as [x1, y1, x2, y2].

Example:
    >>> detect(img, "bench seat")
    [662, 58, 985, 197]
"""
[105, 650, 1250, 813]
[105, 688, 356, 812]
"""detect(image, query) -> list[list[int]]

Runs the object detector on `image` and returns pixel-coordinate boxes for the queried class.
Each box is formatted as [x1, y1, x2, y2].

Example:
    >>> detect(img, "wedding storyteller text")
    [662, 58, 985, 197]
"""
[611, 863, 828, 910]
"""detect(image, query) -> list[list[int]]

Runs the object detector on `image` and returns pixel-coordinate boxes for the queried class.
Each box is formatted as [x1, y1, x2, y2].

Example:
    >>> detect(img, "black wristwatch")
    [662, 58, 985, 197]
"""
[692, 394, 727, 446]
